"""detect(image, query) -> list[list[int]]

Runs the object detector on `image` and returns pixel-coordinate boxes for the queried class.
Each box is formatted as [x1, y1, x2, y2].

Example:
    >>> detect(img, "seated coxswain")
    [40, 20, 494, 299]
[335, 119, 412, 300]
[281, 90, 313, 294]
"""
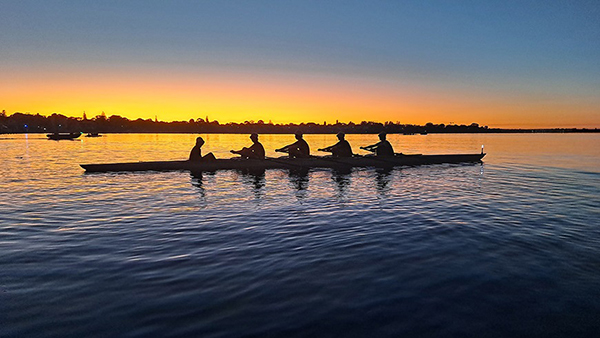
[189, 136, 216, 161]
[360, 132, 395, 157]
[276, 132, 310, 158]
[230, 133, 266, 159]
[318, 132, 353, 157]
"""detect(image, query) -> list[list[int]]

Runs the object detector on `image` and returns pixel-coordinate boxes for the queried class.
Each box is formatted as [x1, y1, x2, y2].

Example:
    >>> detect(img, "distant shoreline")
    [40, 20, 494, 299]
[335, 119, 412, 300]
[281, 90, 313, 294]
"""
[2, 130, 599, 135]
[1, 112, 598, 134]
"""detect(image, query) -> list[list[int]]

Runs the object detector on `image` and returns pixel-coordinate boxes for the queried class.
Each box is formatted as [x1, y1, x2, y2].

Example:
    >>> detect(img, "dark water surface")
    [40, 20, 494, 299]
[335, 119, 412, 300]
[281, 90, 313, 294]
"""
[1, 133, 599, 337]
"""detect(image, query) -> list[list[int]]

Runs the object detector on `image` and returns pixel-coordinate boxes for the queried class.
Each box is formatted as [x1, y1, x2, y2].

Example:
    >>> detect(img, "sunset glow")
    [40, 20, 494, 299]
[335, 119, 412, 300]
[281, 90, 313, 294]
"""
[1, 1, 598, 128]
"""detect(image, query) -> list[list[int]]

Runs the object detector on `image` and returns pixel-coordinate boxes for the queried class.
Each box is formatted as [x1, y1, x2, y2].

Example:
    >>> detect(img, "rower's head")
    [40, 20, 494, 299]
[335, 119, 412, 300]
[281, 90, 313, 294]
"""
[196, 137, 205, 146]
[336, 132, 345, 140]
[378, 132, 387, 141]
[294, 131, 303, 140]
[250, 133, 259, 142]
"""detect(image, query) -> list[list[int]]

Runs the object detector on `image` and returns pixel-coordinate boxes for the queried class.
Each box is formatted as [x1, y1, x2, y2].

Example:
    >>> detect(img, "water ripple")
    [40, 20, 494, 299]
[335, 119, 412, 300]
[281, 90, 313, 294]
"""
[2, 134, 600, 337]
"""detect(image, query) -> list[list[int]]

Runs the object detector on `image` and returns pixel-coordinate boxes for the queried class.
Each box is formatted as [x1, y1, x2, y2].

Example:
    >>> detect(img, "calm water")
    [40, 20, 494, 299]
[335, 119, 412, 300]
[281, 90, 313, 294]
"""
[1, 133, 599, 337]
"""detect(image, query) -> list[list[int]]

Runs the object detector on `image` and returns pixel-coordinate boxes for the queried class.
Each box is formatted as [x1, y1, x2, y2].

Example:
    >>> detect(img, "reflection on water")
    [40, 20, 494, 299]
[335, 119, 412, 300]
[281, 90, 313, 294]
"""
[331, 168, 352, 199]
[189, 166, 402, 203]
[288, 168, 310, 199]
[1, 133, 600, 338]
[239, 168, 266, 201]
[375, 168, 393, 196]
[190, 171, 206, 200]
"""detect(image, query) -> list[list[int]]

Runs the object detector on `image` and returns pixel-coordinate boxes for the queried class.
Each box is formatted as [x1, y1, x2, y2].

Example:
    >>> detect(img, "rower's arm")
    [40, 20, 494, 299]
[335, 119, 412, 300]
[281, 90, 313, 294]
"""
[361, 143, 377, 151]
[277, 141, 299, 152]
[276, 144, 290, 152]
[318, 144, 334, 152]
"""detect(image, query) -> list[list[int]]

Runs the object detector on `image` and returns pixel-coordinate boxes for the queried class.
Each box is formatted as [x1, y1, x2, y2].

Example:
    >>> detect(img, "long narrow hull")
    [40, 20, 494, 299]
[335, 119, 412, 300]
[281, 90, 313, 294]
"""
[81, 153, 485, 173]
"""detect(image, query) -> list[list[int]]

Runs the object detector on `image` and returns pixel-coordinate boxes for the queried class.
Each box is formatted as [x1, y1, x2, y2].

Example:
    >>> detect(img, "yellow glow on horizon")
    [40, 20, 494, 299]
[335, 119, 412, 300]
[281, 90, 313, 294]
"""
[2, 68, 598, 128]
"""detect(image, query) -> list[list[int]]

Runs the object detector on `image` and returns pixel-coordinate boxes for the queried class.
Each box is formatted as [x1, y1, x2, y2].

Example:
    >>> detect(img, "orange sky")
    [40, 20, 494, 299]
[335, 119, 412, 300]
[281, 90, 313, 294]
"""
[3, 67, 598, 128]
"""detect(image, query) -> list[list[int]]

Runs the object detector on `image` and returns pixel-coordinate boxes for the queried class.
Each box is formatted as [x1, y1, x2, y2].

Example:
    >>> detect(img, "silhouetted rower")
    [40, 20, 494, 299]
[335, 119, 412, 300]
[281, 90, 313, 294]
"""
[189, 136, 216, 161]
[276, 132, 310, 158]
[231, 133, 265, 159]
[318, 132, 353, 157]
[360, 132, 394, 157]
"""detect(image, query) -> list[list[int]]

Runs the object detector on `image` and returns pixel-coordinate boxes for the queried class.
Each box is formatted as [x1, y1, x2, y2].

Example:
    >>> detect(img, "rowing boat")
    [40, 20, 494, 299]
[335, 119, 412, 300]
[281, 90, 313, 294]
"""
[80, 153, 485, 173]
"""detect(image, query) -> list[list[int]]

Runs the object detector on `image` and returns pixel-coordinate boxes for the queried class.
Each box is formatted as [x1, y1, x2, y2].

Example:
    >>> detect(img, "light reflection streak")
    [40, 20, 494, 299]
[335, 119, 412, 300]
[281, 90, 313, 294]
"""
[31, 133, 595, 207]
[24, 133, 30, 160]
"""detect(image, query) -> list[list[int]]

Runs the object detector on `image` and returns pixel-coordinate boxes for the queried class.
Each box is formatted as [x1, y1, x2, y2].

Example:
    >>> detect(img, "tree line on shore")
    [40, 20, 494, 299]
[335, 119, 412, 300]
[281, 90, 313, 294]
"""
[1, 111, 597, 134]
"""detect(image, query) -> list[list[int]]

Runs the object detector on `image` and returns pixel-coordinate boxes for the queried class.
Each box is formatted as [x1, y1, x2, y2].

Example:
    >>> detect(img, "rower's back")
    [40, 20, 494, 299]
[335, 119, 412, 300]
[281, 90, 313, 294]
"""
[376, 141, 394, 157]
[376, 133, 394, 157]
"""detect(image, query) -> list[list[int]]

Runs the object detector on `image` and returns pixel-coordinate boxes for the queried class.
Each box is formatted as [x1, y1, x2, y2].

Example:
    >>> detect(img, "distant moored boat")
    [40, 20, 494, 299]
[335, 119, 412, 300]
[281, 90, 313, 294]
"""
[47, 132, 82, 140]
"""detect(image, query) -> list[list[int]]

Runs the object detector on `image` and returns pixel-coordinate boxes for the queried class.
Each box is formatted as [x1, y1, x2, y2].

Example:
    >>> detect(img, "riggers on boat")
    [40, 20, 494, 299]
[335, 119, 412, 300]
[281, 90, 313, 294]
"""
[80, 153, 485, 173]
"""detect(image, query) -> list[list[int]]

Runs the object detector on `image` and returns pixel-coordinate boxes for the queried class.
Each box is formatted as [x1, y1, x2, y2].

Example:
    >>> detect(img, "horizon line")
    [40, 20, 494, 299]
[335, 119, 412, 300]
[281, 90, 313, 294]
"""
[3, 110, 599, 130]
